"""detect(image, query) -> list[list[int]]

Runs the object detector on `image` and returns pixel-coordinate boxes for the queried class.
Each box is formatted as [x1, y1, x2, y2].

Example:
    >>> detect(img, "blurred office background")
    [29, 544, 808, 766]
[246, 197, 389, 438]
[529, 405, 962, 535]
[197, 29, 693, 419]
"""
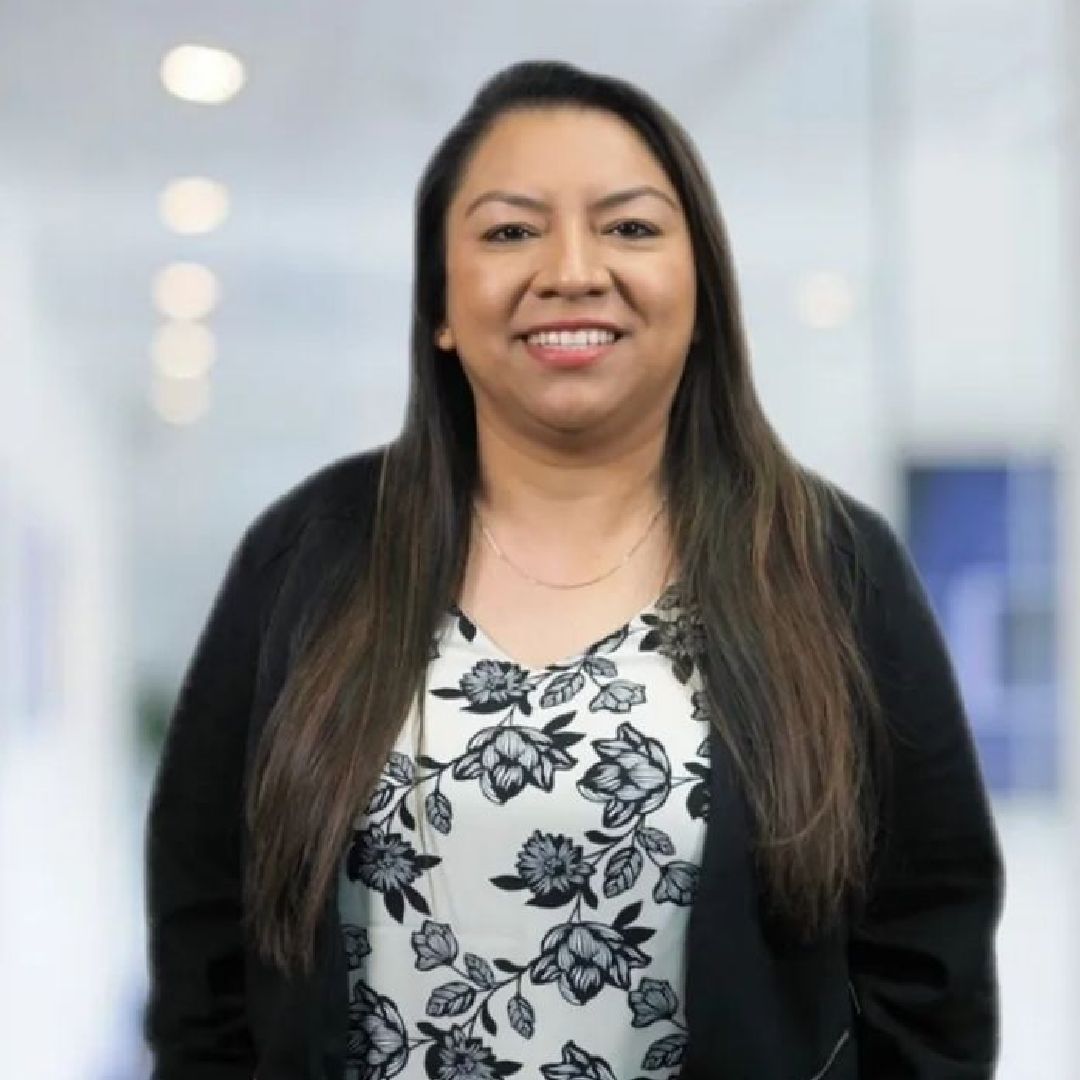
[0, 0, 1075, 1075]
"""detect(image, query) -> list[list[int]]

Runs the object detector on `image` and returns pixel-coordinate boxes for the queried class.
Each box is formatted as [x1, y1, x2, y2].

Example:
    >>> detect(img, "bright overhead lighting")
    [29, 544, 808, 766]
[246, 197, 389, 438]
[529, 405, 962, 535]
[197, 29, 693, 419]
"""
[161, 44, 245, 105]
[159, 177, 230, 235]
[151, 369, 211, 426]
[151, 321, 217, 380]
[152, 262, 220, 321]
[794, 271, 856, 331]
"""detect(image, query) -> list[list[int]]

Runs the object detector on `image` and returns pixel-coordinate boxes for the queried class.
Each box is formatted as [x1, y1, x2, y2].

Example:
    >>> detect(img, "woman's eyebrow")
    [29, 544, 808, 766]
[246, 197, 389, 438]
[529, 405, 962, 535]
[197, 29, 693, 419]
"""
[464, 185, 678, 217]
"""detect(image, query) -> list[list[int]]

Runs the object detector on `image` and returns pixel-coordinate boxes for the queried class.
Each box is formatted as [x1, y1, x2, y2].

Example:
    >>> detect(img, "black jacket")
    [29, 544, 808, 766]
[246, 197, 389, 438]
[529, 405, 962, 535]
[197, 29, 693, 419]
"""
[144, 446, 1003, 1080]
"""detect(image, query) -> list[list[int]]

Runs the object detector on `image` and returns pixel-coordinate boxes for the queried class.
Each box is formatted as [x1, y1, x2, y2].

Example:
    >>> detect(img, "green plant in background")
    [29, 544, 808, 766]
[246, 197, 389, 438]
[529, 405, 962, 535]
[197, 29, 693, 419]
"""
[135, 680, 176, 763]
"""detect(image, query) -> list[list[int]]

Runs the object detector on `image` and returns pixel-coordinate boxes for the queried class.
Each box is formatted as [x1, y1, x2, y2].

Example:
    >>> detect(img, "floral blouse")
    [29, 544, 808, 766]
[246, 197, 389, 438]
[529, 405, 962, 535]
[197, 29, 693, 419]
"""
[337, 580, 712, 1080]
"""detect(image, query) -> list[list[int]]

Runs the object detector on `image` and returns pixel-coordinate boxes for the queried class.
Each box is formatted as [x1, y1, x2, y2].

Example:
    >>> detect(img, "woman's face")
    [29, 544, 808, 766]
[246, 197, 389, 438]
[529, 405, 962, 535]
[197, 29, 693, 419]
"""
[439, 106, 697, 443]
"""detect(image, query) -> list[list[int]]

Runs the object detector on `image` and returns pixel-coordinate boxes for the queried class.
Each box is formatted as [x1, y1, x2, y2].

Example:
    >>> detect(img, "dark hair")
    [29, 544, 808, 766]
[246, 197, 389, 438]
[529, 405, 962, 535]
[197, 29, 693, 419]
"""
[245, 59, 879, 975]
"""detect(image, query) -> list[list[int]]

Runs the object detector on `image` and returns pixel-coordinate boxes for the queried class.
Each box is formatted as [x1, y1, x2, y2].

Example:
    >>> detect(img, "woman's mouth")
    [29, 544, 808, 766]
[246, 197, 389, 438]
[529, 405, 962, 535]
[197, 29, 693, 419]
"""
[520, 328, 624, 369]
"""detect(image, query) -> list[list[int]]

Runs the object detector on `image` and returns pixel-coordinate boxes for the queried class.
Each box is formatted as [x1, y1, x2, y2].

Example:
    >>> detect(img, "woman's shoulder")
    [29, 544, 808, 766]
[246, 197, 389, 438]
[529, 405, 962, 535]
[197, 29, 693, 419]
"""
[267, 443, 388, 523]
[808, 473, 951, 686]
[807, 473, 914, 598]
[230, 443, 389, 580]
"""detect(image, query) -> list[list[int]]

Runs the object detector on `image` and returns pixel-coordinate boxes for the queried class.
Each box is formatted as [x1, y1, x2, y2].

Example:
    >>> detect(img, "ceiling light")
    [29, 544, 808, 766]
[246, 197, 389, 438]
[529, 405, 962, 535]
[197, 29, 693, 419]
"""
[161, 44, 246, 105]
[152, 262, 220, 321]
[159, 177, 230, 235]
[151, 321, 217, 380]
[151, 370, 211, 426]
[794, 271, 856, 331]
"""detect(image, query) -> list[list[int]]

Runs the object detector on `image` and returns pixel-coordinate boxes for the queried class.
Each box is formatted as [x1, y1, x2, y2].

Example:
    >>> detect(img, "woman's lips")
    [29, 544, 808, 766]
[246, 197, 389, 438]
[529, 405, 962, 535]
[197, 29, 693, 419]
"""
[520, 335, 622, 369]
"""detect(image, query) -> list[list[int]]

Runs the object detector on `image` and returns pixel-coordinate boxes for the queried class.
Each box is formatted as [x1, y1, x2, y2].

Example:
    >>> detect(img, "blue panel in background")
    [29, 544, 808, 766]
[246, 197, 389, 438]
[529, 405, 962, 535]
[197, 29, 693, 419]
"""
[904, 463, 1058, 798]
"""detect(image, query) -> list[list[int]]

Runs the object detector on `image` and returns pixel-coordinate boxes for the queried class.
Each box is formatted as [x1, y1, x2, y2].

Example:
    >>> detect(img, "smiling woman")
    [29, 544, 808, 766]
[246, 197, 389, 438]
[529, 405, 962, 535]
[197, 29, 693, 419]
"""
[437, 108, 695, 449]
[144, 60, 1003, 1080]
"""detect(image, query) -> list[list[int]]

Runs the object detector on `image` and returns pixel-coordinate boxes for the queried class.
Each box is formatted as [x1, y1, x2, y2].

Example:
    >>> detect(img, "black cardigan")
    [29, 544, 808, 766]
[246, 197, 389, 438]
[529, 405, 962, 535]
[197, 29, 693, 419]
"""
[143, 446, 1003, 1080]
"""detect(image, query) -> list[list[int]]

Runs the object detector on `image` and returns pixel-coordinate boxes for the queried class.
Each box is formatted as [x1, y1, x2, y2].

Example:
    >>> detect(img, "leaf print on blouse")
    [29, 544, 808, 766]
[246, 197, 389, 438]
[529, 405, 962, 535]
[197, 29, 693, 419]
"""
[364, 750, 418, 818]
[641, 1032, 687, 1071]
[506, 993, 535, 1038]
[346, 978, 410, 1080]
[543, 641, 652, 716]
[345, 823, 441, 923]
[684, 690, 711, 823]
[576, 722, 672, 829]
[410, 920, 541, 1053]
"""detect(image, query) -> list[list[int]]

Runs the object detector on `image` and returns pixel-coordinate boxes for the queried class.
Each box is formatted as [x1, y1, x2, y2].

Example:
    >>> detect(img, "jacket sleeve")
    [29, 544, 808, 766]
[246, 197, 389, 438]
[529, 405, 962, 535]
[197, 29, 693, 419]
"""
[143, 508, 291, 1080]
[847, 507, 1005, 1078]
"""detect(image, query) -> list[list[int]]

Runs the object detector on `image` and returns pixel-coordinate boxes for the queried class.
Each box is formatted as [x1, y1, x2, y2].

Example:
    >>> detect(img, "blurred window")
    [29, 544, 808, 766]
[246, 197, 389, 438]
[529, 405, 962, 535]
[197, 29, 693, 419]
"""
[905, 463, 1058, 797]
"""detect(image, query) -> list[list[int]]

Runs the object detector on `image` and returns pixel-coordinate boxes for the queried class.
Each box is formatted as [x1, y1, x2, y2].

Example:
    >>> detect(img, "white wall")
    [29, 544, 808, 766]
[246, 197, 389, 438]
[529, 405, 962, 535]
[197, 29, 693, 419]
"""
[0, 191, 137, 1079]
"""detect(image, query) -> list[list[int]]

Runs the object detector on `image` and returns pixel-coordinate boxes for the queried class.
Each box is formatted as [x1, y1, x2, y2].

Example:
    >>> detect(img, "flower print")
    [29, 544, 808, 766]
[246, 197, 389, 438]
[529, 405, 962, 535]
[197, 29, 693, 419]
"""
[453, 725, 576, 804]
[652, 860, 699, 906]
[411, 919, 459, 971]
[348, 826, 427, 892]
[576, 722, 671, 828]
[515, 831, 593, 899]
[531, 920, 650, 1005]
[640, 610, 706, 682]
[345, 825, 440, 922]
[628, 977, 678, 1027]
[587, 678, 646, 715]
[424, 1024, 500, 1080]
[343, 924, 371, 970]
[540, 1040, 618, 1080]
[460, 659, 534, 711]
[346, 979, 409, 1080]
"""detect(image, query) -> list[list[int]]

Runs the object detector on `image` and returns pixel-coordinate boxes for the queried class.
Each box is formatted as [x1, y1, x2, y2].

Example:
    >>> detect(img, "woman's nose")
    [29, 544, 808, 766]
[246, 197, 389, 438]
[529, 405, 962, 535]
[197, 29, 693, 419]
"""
[533, 226, 611, 297]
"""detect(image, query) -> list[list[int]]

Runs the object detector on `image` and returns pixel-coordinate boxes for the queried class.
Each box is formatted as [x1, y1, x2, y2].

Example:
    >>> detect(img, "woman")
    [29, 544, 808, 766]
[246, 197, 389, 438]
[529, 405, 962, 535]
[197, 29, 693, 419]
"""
[144, 60, 1003, 1079]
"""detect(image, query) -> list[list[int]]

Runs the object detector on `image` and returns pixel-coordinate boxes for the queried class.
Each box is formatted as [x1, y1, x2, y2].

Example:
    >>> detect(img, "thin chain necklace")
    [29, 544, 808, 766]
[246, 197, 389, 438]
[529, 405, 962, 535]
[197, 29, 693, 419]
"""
[473, 496, 668, 590]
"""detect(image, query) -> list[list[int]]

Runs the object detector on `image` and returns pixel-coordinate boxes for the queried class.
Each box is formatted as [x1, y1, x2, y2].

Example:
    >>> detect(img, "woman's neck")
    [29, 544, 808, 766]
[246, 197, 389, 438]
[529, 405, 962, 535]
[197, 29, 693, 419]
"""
[472, 419, 669, 540]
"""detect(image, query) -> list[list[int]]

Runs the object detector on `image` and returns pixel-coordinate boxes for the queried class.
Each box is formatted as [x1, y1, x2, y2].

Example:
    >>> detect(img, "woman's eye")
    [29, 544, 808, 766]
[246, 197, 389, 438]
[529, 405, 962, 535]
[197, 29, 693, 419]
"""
[610, 220, 658, 238]
[484, 224, 535, 242]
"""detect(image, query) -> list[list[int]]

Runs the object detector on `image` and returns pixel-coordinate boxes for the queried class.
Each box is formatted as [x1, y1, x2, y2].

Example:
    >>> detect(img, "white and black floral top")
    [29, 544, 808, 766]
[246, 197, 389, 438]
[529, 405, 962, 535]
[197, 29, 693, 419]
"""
[337, 579, 712, 1080]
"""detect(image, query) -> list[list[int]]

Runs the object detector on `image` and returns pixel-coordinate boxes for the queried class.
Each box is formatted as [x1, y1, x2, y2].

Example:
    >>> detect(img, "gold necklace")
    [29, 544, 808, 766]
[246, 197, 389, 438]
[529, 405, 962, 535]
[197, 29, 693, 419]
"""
[474, 497, 668, 590]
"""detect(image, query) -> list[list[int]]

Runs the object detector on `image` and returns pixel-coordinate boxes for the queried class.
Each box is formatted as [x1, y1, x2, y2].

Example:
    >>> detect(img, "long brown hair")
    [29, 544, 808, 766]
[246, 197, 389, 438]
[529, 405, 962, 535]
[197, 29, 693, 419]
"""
[245, 60, 880, 976]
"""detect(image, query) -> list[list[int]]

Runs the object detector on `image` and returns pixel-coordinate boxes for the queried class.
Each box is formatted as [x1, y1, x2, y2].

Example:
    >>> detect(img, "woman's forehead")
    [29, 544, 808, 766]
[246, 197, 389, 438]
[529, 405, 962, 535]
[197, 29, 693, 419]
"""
[451, 109, 679, 213]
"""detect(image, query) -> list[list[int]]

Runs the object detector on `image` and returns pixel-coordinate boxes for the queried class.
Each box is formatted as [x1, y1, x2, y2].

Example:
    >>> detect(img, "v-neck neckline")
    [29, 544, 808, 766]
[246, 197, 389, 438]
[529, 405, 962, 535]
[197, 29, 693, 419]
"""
[445, 578, 683, 673]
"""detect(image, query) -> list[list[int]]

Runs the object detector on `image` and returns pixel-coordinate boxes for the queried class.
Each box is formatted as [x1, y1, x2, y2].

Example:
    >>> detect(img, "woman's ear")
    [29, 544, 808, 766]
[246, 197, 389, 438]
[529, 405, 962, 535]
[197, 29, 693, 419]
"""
[436, 325, 455, 351]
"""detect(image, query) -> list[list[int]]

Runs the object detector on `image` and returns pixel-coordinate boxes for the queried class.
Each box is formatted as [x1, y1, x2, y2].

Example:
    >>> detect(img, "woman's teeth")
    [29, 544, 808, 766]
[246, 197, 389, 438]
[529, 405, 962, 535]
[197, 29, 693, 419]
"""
[525, 328, 618, 348]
